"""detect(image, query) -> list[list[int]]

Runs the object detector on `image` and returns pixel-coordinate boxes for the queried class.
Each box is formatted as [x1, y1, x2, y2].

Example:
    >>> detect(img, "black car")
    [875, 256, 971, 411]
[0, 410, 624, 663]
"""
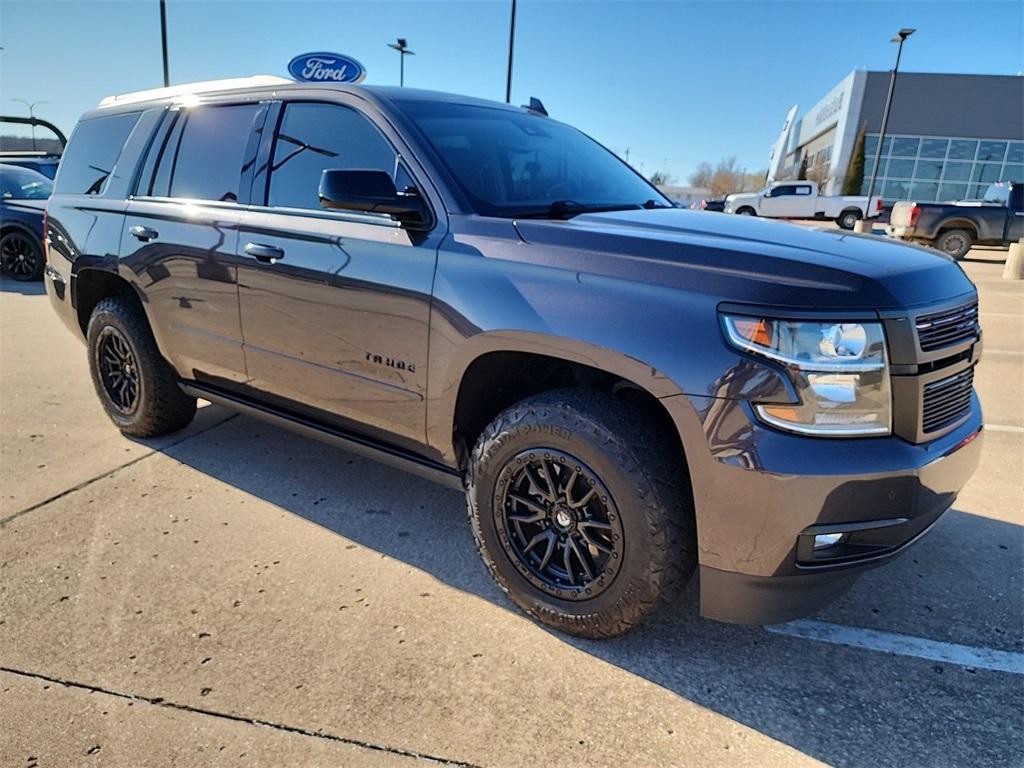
[697, 196, 727, 212]
[887, 181, 1024, 258]
[0, 163, 51, 280]
[44, 78, 982, 637]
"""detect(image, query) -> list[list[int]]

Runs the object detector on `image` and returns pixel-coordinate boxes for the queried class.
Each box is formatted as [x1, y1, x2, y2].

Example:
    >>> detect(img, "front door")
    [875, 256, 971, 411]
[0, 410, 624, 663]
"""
[235, 100, 442, 449]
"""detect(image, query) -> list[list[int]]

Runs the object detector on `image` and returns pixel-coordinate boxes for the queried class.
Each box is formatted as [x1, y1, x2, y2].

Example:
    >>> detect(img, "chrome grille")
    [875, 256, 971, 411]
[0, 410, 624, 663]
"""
[921, 368, 974, 434]
[915, 302, 979, 352]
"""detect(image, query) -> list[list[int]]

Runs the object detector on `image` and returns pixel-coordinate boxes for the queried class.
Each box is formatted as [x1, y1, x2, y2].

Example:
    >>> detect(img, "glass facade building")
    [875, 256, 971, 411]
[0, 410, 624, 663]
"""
[862, 134, 1024, 202]
[768, 71, 1024, 201]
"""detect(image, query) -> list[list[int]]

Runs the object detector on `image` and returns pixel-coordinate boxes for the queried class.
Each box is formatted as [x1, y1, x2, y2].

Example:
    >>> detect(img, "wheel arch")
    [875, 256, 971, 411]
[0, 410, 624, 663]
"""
[438, 332, 691, 471]
[72, 266, 145, 336]
[935, 219, 979, 239]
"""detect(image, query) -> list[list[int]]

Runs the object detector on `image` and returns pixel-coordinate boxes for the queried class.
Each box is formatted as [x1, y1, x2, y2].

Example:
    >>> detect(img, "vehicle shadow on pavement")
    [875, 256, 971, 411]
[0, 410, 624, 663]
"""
[159, 412, 1023, 768]
[0, 276, 46, 295]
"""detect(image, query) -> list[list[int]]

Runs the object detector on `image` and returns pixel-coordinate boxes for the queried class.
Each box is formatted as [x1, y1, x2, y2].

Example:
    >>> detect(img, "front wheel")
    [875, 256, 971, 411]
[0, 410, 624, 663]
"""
[0, 231, 44, 281]
[87, 296, 197, 437]
[837, 209, 861, 230]
[934, 229, 973, 260]
[466, 390, 696, 638]
[736, 207, 756, 216]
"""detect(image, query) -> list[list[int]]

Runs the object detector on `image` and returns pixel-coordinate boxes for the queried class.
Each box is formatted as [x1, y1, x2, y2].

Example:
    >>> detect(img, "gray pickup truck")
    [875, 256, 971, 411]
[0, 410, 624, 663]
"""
[887, 181, 1023, 259]
[44, 77, 982, 637]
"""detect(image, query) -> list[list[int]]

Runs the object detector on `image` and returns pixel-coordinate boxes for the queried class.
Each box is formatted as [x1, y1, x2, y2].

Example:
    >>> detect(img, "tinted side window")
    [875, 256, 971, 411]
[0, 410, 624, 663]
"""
[266, 103, 398, 210]
[55, 112, 140, 195]
[156, 105, 258, 202]
[772, 185, 795, 196]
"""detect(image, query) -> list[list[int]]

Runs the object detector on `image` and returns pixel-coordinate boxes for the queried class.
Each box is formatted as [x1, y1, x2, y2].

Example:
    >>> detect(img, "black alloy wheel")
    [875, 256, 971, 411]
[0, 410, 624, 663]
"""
[0, 232, 43, 281]
[496, 449, 624, 600]
[95, 326, 141, 414]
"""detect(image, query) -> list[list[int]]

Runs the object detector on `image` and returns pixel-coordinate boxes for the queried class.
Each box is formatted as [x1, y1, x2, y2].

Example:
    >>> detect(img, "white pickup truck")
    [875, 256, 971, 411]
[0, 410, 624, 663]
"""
[723, 181, 883, 230]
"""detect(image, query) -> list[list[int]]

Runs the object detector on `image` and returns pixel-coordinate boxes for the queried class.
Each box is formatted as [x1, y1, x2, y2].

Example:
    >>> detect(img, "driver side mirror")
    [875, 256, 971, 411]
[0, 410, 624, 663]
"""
[763, 189, 772, 198]
[319, 169, 430, 229]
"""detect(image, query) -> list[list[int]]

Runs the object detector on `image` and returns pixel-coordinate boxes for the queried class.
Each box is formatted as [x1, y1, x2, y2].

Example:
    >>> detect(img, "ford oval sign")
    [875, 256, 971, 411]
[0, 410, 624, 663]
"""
[288, 52, 366, 84]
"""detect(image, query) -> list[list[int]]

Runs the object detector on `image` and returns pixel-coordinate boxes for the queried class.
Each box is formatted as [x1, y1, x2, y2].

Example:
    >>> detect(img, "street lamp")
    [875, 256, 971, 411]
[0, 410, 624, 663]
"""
[864, 28, 915, 221]
[11, 99, 49, 151]
[387, 38, 415, 87]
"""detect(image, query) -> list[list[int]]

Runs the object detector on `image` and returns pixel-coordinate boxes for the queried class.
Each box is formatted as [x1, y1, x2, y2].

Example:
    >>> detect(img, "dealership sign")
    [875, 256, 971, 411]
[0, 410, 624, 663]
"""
[288, 52, 366, 83]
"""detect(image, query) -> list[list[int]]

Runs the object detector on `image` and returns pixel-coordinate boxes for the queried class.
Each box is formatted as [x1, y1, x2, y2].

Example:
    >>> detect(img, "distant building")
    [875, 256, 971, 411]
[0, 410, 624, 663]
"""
[767, 71, 1024, 201]
[658, 185, 712, 207]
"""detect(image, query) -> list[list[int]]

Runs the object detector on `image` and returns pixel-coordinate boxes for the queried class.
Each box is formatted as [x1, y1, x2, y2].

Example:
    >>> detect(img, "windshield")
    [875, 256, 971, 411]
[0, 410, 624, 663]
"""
[401, 101, 669, 218]
[0, 165, 53, 200]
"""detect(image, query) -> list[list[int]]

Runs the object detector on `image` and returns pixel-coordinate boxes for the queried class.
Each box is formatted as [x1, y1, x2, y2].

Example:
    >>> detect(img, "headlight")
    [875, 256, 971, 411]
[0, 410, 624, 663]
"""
[721, 314, 891, 436]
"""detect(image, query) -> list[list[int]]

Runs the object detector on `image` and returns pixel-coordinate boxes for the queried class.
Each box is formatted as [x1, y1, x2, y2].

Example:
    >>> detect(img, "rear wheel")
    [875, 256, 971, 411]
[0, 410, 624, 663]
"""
[87, 296, 196, 437]
[837, 209, 861, 230]
[466, 389, 696, 638]
[0, 231, 44, 281]
[935, 229, 973, 260]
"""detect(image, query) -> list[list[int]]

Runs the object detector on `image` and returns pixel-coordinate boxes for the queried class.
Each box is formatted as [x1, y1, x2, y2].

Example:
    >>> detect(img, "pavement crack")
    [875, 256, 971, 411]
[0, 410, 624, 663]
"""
[0, 414, 238, 529]
[1, 666, 481, 767]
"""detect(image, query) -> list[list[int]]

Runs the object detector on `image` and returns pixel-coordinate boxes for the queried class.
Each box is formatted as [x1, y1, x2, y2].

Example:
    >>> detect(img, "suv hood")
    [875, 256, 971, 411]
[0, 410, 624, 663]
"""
[512, 208, 975, 310]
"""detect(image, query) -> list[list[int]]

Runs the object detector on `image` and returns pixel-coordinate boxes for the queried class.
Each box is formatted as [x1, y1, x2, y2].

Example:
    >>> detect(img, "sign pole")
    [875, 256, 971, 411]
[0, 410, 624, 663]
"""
[159, 0, 170, 87]
[505, 0, 516, 103]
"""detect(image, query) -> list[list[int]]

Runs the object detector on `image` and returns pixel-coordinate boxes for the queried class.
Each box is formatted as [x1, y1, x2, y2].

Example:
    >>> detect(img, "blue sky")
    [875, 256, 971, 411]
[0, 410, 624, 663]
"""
[2, 0, 1021, 183]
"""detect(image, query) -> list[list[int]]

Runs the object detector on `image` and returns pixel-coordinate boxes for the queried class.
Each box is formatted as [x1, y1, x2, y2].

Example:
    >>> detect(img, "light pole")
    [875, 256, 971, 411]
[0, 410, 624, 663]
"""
[11, 99, 49, 151]
[159, 0, 170, 87]
[864, 28, 914, 221]
[387, 38, 415, 87]
[505, 0, 517, 103]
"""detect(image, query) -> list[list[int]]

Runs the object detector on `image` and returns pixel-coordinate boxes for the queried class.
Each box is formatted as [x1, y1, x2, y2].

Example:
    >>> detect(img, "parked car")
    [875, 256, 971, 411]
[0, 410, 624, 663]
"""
[695, 196, 726, 212]
[0, 163, 51, 280]
[0, 115, 67, 179]
[45, 77, 982, 637]
[0, 152, 61, 180]
[887, 181, 1024, 259]
[724, 181, 883, 229]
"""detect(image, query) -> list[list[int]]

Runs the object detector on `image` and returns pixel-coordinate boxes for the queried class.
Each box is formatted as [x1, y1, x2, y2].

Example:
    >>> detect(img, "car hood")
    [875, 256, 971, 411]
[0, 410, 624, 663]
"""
[512, 208, 975, 310]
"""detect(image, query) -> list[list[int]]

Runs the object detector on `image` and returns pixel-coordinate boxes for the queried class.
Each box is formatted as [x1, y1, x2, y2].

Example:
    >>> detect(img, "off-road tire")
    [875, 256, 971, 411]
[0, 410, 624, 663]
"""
[837, 209, 861, 230]
[935, 228, 973, 260]
[87, 296, 196, 437]
[0, 231, 44, 281]
[466, 389, 696, 638]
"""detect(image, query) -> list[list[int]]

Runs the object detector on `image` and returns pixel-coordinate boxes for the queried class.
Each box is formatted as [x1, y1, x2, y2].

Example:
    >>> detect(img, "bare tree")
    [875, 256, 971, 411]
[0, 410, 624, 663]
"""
[688, 162, 714, 189]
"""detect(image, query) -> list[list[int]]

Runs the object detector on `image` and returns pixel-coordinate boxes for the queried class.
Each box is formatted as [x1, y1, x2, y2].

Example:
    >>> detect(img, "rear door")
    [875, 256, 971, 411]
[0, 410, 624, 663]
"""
[235, 98, 444, 450]
[120, 102, 265, 385]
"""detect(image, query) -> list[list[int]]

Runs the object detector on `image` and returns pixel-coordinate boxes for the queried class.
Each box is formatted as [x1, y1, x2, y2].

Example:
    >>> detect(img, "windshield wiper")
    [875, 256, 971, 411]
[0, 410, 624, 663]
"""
[506, 200, 643, 219]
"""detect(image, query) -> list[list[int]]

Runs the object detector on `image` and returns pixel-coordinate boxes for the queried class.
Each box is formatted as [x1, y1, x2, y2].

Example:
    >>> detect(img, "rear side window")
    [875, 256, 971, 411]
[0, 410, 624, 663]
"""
[55, 112, 140, 195]
[266, 102, 399, 210]
[151, 104, 259, 202]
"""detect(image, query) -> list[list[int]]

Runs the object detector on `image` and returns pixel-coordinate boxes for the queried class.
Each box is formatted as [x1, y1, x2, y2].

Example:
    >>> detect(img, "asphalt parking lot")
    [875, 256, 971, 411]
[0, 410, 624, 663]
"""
[1, 242, 1021, 768]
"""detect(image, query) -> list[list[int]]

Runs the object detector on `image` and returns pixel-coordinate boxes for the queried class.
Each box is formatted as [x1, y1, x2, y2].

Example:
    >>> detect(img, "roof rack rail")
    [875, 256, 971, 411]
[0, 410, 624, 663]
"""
[98, 75, 293, 108]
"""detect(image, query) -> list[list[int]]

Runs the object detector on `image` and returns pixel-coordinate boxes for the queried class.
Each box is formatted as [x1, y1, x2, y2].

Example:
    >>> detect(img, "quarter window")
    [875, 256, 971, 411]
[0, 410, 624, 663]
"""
[266, 102, 399, 210]
[55, 112, 140, 196]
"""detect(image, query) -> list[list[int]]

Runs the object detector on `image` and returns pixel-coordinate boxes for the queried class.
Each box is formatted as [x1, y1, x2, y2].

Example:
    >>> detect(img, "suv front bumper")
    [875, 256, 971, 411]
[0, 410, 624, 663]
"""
[663, 392, 983, 625]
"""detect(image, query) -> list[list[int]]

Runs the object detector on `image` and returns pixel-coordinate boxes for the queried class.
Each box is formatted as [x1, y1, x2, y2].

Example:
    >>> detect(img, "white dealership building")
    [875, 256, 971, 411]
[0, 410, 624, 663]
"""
[767, 71, 1024, 201]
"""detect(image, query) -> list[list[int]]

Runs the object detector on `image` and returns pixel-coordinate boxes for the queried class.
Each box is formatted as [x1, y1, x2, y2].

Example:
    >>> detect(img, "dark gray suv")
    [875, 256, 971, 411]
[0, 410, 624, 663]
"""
[44, 76, 983, 637]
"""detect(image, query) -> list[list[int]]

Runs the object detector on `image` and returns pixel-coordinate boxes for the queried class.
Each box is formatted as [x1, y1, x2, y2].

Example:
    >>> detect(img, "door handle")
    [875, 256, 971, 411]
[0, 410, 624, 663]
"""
[129, 225, 158, 242]
[245, 242, 285, 263]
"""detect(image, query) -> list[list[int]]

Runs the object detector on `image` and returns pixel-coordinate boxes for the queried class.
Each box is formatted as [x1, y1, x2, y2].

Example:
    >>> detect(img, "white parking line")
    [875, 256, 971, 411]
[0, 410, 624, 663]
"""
[986, 424, 1024, 433]
[767, 620, 1024, 675]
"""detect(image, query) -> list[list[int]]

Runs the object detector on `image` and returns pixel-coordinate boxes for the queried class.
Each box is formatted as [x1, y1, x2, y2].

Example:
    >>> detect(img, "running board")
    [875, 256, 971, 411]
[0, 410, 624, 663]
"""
[180, 382, 464, 491]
